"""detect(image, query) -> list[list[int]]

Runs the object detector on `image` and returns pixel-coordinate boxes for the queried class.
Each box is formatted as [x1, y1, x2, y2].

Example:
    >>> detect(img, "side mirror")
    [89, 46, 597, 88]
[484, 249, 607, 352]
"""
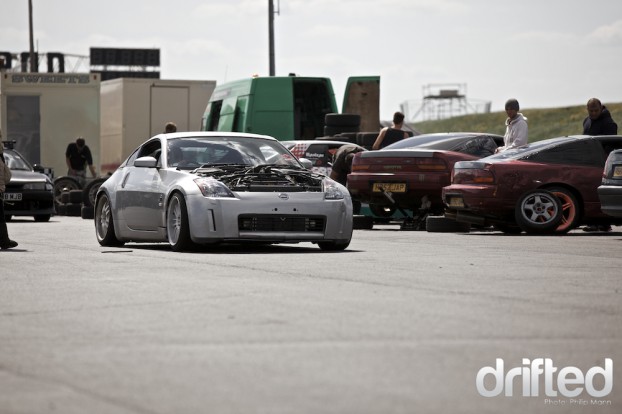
[135, 156, 158, 168]
[33, 164, 45, 173]
[299, 158, 313, 170]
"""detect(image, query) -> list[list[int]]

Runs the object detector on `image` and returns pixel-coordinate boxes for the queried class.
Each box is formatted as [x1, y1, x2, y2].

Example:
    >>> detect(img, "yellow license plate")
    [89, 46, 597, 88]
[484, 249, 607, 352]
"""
[372, 183, 406, 193]
[613, 166, 622, 177]
[448, 197, 464, 208]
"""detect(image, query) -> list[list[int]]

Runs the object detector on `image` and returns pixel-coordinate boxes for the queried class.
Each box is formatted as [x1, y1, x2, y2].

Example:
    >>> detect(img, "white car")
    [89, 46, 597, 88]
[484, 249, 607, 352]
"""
[94, 132, 353, 251]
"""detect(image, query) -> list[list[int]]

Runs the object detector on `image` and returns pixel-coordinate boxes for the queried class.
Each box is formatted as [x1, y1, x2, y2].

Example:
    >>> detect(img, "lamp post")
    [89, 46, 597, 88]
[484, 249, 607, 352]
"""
[268, 0, 279, 76]
[28, 0, 36, 72]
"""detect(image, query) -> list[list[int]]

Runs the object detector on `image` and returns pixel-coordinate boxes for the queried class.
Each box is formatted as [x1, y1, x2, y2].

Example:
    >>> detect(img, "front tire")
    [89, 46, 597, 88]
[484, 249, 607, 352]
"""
[166, 193, 196, 252]
[515, 190, 563, 234]
[95, 193, 124, 247]
[318, 239, 351, 251]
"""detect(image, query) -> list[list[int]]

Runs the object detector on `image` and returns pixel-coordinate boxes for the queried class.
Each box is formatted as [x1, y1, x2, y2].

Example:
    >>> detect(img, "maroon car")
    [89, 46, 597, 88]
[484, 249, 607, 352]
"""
[442, 135, 622, 234]
[347, 132, 503, 217]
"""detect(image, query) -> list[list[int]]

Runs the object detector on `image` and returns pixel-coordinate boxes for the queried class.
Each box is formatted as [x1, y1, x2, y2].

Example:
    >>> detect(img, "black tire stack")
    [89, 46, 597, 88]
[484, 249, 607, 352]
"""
[53, 176, 108, 219]
[321, 114, 417, 150]
[323, 113, 360, 137]
[60, 189, 84, 216]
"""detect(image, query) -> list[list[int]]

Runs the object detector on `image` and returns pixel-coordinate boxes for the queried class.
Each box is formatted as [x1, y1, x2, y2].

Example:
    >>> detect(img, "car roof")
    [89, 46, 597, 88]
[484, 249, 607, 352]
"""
[484, 134, 622, 160]
[157, 131, 279, 142]
[383, 132, 501, 150]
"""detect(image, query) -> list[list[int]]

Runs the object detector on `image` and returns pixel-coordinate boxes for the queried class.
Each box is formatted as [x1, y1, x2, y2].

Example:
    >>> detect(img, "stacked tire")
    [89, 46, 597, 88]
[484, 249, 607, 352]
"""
[81, 178, 108, 219]
[59, 189, 84, 217]
[53, 176, 108, 219]
[324, 113, 360, 137]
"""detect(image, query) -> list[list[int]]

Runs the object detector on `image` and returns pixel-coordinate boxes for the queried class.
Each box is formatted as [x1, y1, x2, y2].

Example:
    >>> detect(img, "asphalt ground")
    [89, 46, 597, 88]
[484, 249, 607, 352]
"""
[1, 216, 620, 414]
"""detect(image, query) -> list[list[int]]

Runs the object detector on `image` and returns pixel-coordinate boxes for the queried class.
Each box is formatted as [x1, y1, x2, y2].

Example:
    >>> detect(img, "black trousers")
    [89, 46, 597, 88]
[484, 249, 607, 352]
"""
[0, 193, 10, 244]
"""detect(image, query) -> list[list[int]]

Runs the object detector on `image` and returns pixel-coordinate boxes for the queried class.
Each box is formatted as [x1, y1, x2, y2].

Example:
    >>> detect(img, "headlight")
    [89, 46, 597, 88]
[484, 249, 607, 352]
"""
[323, 179, 345, 200]
[194, 178, 235, 198]
[23, 182, 49, 190]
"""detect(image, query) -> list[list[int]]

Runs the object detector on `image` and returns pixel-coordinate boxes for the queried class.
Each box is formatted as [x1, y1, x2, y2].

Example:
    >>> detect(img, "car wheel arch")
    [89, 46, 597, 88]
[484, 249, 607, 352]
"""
[540, 183, 583, 210]
[540, 184, 583, 233]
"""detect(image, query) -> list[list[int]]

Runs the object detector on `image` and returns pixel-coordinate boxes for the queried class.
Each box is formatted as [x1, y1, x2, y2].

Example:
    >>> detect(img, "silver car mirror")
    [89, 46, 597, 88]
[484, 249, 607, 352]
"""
[299, 158, 313, 170]
[135, 156, 158, 168]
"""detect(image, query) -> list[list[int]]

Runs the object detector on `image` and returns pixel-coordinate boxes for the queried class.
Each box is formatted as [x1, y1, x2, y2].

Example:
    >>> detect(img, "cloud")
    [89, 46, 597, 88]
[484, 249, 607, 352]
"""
[587, 20, 622, 45]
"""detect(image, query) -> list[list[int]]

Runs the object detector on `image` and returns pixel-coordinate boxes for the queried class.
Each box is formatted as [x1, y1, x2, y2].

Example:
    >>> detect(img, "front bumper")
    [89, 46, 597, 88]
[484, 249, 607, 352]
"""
[184, 192, 353, 244]
[3, 190, 55, 216]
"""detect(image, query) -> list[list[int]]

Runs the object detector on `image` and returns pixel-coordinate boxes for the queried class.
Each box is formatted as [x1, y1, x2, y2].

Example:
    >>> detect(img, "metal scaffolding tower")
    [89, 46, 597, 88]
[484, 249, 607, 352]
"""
[401, 83, 491, 122]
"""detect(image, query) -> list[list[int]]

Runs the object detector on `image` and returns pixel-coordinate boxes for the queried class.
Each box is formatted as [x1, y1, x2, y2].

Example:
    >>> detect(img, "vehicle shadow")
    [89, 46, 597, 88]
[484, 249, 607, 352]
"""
[102, 244, 362, 254]
[463, 229, 622, 238]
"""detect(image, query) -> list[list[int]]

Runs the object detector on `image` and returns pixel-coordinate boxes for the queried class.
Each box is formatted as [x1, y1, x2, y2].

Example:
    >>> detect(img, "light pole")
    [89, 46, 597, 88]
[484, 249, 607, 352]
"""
[268, 0, 279, 76]
[28, 0, 36, 72]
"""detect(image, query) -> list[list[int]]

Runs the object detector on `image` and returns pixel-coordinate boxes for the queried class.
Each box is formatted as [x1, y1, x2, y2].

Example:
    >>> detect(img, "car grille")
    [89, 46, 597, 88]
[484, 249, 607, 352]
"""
[238, 215, 326, 232]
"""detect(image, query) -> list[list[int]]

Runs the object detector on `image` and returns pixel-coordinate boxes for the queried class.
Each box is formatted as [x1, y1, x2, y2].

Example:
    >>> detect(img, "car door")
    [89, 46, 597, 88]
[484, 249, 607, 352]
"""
[116, 139, 165, 232]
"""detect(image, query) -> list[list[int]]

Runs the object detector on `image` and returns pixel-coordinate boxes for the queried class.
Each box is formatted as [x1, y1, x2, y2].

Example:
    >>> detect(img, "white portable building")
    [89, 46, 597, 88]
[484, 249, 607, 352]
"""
[100, 78, 216, 174]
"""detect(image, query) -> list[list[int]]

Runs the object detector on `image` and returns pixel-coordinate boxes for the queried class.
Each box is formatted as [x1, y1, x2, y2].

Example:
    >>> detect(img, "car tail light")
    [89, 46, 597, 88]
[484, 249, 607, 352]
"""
[452, 168, 495, 184]
[603, 157, 622, 179]
[603, 150, 622, 179]
[351, 164, 370, 171]
[414, 158, 447, 171]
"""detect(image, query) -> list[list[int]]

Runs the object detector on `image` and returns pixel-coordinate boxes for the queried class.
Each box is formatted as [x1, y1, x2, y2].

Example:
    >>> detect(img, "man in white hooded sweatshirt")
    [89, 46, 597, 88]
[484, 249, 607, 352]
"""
[495, 98, 528, 152]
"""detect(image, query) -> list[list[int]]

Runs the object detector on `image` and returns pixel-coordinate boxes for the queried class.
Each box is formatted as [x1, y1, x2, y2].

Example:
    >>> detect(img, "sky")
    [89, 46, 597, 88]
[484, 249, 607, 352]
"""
[2, 0, 622, 121]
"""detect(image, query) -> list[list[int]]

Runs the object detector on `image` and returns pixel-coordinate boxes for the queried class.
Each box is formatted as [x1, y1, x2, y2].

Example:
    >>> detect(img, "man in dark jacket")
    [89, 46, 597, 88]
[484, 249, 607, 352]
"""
[583, 98, 618, 135]
[583, 98, 618, 232]
[330, 144, 365, 214]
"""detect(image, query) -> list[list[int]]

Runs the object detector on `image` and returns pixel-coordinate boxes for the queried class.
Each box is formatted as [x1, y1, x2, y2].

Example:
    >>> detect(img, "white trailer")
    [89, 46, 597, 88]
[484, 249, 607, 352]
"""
[100, 78, 216, 174]
[0, 72, 101, 178]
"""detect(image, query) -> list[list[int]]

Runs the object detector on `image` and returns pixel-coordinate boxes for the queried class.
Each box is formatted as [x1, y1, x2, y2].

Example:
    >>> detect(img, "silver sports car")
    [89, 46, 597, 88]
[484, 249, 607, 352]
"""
[94, 132, 353, 251]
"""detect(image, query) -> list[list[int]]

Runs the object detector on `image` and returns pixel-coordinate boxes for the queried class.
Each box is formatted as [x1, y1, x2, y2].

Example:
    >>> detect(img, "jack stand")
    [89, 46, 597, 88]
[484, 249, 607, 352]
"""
[400, 211, 427, 231]
[381, 190, 431, 231]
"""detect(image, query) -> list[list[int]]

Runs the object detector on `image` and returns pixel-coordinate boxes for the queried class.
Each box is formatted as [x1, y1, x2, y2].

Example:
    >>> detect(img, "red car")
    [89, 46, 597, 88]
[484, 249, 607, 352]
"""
[346, 132, 504, 217]
[442, 135, 622, 234]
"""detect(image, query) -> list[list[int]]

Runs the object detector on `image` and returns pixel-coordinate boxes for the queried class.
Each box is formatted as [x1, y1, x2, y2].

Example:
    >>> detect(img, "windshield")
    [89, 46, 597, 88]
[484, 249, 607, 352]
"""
[384, 133, 471, 150]
[483, 136, 575, 160]
[2, 150, 33, 171]
[166, 136, 303, 169]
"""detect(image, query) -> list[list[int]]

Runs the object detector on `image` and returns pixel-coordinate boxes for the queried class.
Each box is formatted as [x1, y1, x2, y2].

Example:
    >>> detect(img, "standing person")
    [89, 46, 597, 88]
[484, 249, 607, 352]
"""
[330, 144, 365, 214]
[372, 111, 410, 150]
[65, 137, 97, 185]
[0, 145, 18, 250]
[495, 98, 528, 153]
[583, 98, 618, 232]
[583, 98, 618, 135]
[164, 122, 177, 133]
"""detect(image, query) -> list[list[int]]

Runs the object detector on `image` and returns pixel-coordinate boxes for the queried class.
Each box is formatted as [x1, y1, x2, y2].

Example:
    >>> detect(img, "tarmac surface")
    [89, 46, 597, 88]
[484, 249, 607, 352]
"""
[1, 216, 620, 413]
